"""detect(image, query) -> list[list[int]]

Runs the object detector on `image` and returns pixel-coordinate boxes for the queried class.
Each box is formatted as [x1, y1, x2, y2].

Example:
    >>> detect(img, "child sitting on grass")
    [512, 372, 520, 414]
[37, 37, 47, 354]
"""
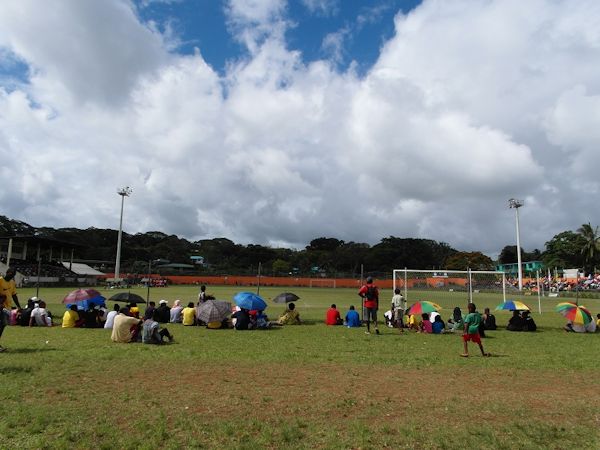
[419, 313, 432, 333]
[461, 303, 490, 357]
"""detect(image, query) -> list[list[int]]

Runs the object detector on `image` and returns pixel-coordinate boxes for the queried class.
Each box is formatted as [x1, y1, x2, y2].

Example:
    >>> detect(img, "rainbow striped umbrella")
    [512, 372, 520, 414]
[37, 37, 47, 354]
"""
[555, 302, 592, 325]
[495, 300, 530, 311]
[407, 301, 442, 316]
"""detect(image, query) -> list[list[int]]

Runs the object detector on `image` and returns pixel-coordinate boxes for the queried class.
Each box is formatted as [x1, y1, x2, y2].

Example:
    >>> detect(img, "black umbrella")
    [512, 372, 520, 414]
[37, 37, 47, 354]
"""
[272, 292, 300, 303]
[108, 292, 146, 304]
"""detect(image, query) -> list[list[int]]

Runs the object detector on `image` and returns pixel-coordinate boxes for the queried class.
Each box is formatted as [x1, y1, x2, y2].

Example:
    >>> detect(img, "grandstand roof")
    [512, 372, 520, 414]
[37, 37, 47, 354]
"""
[0, 234, 87, 248]
[61, 262, 105, 276]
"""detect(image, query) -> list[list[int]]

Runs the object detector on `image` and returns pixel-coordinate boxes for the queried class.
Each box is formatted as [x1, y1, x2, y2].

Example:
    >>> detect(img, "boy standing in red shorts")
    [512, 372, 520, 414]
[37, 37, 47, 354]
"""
[461, 303, 490, 357]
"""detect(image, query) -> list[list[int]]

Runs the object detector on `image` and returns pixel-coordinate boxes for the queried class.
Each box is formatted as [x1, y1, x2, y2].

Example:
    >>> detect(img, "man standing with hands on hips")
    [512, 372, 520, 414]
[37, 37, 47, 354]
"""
[358, 276, 380, 335]
[0, 267, 21, 352]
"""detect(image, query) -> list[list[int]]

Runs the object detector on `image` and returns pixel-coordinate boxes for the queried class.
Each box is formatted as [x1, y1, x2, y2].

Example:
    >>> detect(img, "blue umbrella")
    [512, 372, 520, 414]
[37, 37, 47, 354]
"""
[233, 292, 267, 311]
[65, 295, 106, 310]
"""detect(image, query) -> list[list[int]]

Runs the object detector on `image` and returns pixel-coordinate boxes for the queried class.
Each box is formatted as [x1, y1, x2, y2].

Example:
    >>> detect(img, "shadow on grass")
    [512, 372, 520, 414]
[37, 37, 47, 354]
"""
[292, 320, 318, 326]
[6, 347, 61, 354]
[0, 366, 34, 374]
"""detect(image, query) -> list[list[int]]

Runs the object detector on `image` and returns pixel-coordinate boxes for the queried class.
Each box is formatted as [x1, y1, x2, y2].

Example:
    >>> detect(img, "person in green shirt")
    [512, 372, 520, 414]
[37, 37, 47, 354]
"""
[461, 303, 490, 357]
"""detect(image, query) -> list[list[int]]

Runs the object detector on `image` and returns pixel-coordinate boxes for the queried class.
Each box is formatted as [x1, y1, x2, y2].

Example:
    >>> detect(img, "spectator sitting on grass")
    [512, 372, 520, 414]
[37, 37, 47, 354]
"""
[182, 302, 196, 326]
[9, 306, 19, 325]
[111, 307, 143, 343]
[232, 308, 251, 330]
[432, 314, 445, 334]
[384, 310, 394, 328]
[448, 307, 464, 332]
[62, 304, 83, 328]
[19, 299, 35, 326]
[156, 300, 170, 323]
[407, 313, 419, 331]
[507, 310, 524, 331]
[325, 304, 343, 325]
[521, 311, 537, 332]
[419, 313, 433, 333]
[255, 310, 271, 329]
[129, 302, 140, 319]
[143, 301, 156, 320]
[170, 300, 183, 323]
[345, 305, 361, 328]
[277, 302, 301, 325]
[84, 304, 101, 328]
[482, 308, 497, 330]
[104, 304, 120, 329]
[30, 300, 52, 327]
[142, 309, 173, 344]
[564, 316, 596, 333]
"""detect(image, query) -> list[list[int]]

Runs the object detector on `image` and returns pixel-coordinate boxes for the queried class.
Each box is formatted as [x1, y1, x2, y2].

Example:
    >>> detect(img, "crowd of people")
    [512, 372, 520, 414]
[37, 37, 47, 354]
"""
[2, 268, 600, 354]
[517, 273, 600, 293]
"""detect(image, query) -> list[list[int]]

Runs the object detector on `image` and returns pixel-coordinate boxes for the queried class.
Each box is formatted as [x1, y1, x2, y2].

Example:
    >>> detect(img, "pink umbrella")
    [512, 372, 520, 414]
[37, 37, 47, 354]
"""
[62, 288, 103, 304]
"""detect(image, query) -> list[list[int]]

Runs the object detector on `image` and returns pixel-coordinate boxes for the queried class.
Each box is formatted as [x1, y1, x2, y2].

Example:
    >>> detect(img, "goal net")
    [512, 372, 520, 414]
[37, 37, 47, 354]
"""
[392, 269, 509, 304]
[309, 278, 337, 288]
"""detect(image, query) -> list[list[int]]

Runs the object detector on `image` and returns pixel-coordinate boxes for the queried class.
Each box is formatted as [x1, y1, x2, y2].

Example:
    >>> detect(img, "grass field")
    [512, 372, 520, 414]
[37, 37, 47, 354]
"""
[2, 285, 600, 449]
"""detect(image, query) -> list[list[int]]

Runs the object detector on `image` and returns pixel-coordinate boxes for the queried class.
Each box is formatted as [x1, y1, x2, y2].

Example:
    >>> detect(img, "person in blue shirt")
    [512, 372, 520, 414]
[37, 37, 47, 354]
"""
[345, 305, 361, 328]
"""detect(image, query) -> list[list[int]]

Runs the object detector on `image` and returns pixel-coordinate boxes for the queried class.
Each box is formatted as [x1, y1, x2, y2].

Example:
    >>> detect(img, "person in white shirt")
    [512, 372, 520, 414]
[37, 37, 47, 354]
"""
[30, 301, 52, 327]
[391, 288, 406, 329]
[104, 304, 120, 329]
[170, 299, 183, 323]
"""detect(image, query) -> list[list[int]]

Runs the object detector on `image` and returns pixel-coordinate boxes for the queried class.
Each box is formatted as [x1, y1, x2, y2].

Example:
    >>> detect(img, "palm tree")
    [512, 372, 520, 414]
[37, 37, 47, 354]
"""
[577, 222, 600, 274]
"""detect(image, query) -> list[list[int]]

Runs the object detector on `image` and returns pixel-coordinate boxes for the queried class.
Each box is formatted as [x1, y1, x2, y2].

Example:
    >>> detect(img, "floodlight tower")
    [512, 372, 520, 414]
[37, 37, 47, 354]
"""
[508, 198, 524, 291]
[115, 186, 132, 283]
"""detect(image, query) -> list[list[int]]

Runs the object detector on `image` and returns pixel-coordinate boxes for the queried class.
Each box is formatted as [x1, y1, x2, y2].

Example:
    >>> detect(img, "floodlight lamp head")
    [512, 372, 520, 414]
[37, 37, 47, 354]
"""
[117, 186, 133, 197]
[508, 198, 523, 209]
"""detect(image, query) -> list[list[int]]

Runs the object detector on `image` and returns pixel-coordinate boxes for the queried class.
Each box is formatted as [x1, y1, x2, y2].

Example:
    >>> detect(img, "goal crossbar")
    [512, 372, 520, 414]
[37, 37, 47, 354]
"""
[393, 269, 507, 303]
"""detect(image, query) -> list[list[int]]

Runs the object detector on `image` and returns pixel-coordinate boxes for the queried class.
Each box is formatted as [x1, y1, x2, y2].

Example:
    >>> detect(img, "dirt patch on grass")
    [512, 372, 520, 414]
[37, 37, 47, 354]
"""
[94, 362, 599, 431]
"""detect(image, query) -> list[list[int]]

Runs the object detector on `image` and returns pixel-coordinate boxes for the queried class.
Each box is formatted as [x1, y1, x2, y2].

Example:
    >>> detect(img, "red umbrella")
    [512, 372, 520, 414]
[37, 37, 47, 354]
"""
[63, 288, 102, 304]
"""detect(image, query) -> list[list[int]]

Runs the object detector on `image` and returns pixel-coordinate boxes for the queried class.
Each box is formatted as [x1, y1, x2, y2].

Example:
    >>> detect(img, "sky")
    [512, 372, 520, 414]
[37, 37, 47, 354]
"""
[1, 0, 599, 258]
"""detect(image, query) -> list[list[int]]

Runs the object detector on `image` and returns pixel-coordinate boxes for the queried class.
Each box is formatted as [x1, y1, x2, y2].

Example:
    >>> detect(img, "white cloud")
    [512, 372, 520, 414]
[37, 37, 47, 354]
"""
[225, 0, 289, 53]
[0, 0, 169, 107]
[0, 0, 599, 257]
[321, 27, 350, 64]
[301, 0, 339, 17]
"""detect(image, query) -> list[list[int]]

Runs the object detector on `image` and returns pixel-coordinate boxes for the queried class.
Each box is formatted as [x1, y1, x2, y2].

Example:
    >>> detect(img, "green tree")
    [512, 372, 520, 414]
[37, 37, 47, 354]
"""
[445, 251, 494, 270]
[542, 231, 585, 269]
[577, 222, 600, 274]
[272, 258, 291, 275]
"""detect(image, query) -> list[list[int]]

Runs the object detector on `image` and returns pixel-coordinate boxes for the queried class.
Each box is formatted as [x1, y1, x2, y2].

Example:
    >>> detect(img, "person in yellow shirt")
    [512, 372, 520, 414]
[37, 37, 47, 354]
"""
[596, 313, 600, 330]
[62, 305, 82, 328]
[182, 302, 196, 326]
[1, 267, 22, 352]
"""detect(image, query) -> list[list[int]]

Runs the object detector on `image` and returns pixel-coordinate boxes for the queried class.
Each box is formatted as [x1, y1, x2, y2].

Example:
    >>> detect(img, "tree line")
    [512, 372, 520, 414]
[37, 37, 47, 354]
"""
[1, 216, 598, 276]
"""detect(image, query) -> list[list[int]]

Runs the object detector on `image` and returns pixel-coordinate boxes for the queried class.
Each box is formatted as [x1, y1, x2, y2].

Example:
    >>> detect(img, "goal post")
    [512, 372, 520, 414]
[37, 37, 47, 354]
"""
[393, 269, 508, 304]
[309, 278, 337, 288]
